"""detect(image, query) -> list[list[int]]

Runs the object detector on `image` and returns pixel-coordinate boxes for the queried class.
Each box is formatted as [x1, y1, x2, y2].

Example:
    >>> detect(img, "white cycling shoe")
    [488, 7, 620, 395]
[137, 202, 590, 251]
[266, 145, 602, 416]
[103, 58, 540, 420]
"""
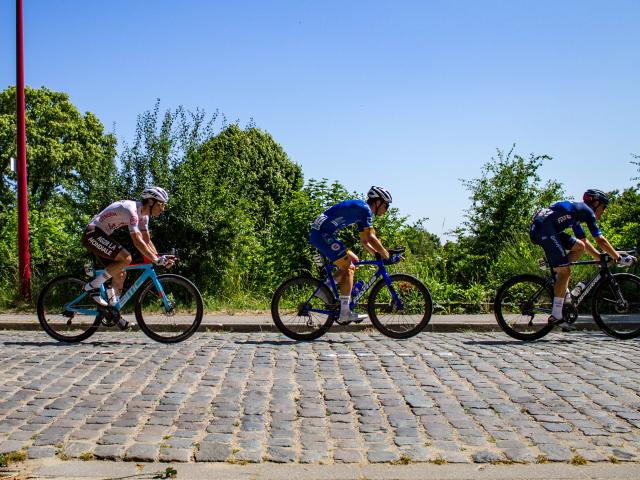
[84, 284, 108, 307]
[339, 311, 368, 324]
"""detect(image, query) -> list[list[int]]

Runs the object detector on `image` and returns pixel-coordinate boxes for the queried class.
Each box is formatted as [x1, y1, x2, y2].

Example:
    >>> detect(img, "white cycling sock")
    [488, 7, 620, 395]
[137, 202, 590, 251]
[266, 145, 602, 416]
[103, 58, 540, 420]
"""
[85, 271, 112, 290]
[340, 295, 351, 317]
[551, 297, 564, 319]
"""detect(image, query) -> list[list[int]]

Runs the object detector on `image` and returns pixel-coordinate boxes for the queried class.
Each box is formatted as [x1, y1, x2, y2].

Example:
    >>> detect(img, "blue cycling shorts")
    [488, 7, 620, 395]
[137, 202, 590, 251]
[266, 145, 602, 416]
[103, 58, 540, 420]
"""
[530, 229, 576, 268]
[308, 230, 348, 262]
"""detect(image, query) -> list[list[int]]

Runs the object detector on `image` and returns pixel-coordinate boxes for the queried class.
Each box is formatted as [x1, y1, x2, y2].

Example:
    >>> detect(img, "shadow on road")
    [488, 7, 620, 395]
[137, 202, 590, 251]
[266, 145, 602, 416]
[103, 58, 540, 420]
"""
[3, 340, 137, 347]
[463, 338, 579, 346]
[238, 337, 359, 346]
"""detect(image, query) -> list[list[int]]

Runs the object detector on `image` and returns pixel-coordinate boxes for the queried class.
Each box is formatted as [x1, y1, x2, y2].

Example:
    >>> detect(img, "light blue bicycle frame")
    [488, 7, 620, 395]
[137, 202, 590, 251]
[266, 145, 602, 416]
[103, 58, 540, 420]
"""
[65, 263, 172, 316]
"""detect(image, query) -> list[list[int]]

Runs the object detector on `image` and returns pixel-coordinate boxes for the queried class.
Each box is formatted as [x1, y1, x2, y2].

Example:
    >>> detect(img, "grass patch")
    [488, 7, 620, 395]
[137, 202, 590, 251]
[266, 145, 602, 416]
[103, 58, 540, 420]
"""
[609, 456, 620, 464]
[0, 450, 27, 467]
[390, 455, 412, 465]
[536, 455, 548, 464]
[79, 452, 95, 461]
[430, 456, 447, 465]
[226, 456, 249, 465]
[56, 450, 70, 461]
[570, 455, 587, 465]
[153, 466, 177, 479]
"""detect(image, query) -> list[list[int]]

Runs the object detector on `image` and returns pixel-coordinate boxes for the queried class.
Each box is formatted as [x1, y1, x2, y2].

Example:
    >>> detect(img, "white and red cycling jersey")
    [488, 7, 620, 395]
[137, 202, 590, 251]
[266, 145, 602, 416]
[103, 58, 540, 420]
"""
[87, 200, 149, 236]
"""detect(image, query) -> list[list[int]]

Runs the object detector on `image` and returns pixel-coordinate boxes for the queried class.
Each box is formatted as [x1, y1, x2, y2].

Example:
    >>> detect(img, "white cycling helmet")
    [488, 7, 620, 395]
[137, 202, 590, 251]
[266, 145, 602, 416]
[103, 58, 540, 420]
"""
[141, 186, 169, 203]
[367, 185, 392, 204]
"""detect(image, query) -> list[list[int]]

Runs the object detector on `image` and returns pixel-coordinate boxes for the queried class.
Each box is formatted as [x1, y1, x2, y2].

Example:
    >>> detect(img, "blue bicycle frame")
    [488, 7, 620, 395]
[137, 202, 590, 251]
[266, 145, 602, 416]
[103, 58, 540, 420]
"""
[65, 263, 172, 316]
[308, 255, 403, 316]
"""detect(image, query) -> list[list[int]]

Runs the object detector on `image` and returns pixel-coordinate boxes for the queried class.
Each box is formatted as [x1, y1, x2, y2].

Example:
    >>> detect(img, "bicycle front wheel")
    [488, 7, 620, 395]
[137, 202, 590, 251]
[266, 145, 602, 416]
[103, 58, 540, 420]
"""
[37, 275, 101, 342]
[592, 273, 640, 339]
[135, 274, 204, 343]
[494, 274, 554, 341]
[271, 276, 336, 341]
[368, 274, 432, 339]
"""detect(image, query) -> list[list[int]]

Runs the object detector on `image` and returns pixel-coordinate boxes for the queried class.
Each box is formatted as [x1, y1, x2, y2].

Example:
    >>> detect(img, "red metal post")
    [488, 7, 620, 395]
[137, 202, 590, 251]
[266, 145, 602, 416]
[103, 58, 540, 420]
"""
[16, 0, 31, 300]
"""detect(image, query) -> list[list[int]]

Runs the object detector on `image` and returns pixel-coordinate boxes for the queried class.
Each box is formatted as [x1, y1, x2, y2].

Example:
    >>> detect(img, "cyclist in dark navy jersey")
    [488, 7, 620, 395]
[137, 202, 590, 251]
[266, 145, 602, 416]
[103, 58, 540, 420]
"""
[309, 186, 392, 323]
[529, 189, 635, 328]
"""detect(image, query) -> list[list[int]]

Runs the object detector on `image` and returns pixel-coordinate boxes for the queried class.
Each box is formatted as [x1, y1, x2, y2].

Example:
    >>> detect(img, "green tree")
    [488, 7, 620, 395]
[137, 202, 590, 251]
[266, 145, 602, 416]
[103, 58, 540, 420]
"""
[0, 86, 117, 214]
[454, 146, 563, 283]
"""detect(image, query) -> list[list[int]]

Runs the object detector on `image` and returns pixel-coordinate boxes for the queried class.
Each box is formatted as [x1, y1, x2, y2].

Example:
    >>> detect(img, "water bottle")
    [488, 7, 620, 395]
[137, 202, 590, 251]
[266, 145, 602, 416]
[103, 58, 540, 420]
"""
[351, 280, 365, 297]
[570, 281, 586, 299]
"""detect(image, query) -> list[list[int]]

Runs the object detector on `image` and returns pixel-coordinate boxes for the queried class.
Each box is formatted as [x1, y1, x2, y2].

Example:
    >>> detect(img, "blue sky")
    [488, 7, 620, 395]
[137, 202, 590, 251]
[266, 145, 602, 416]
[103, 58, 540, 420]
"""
[2, 0, 639, 238]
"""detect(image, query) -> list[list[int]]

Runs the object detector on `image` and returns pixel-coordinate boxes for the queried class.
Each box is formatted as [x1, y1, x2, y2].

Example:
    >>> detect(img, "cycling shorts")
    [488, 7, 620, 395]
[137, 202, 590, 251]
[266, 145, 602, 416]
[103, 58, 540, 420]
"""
[308, 230, 348, 263]
[82, 227, 124, 264]
[530, 230, 576, 268]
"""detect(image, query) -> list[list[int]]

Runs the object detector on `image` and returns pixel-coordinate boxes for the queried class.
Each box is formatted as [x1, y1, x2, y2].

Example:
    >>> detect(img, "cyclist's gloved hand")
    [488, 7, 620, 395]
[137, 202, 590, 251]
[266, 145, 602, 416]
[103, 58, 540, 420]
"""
[156, 255, 173, 267]
[618, 254, 636, 267]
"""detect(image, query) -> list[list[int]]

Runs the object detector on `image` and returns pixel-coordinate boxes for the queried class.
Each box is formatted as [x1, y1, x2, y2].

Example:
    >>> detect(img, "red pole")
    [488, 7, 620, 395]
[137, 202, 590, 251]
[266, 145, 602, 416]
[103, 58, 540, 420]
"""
[16, 0, 31, 300]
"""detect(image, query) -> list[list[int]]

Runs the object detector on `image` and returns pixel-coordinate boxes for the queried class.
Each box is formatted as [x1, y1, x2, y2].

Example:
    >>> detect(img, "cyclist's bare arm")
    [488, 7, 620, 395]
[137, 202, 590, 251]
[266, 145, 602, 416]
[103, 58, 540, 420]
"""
[594, 235, 621, 261]
[359, 229, 389, 259]
[141, 231, 159, 257]
[130, 231, 170, 265]
[583, 236, 620, 262]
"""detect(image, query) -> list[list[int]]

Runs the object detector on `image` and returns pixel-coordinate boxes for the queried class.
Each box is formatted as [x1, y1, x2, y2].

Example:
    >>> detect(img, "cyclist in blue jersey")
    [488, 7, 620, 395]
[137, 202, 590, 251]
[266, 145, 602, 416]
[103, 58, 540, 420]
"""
[309, 186, 392, 323]
[529, 189, 636, 328]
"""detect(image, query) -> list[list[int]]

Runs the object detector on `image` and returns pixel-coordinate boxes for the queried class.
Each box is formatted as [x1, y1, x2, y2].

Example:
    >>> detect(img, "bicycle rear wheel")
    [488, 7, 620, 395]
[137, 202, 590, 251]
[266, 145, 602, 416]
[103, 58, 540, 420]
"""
[271, 276, 336, 341]
[37, 275, 101, 342]
[592, 273, 640, 339]
[135, 274, 204, 343]
[494, 274, 554, 341]
[367, 274, 432, 339]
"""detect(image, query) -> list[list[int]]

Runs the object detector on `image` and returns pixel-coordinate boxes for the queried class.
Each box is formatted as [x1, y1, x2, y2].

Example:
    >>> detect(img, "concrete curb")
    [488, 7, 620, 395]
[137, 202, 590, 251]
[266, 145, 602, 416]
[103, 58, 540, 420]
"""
[0, 322, 605, 333]
[16, 459, 640, 480]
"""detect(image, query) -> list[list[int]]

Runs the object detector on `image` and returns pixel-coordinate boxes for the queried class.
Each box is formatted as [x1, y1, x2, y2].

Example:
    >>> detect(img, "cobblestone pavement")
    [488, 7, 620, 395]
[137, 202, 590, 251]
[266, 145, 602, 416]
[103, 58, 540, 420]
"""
[0, 331, 639, 465]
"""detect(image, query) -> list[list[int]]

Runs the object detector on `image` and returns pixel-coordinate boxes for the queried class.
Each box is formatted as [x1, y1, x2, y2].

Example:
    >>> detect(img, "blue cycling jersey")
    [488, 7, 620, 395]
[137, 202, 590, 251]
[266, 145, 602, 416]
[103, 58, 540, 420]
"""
[310, 199, 373, 235]
[531, 201, 601, 239]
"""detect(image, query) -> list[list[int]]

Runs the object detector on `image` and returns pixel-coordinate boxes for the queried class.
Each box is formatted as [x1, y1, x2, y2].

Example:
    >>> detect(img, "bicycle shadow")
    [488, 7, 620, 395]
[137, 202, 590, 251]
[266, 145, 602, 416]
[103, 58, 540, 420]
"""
[238, 337, 360, 346]
[3, 340, 144, 347]
[463, 338, 579, 346]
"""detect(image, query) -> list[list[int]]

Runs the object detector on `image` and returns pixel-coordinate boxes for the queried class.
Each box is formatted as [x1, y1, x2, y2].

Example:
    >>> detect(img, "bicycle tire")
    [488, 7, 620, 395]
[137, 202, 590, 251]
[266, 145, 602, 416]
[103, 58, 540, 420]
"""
[592, 273, 640, 339]
[494, 274, 554, 341]
[271, 276, 336, 341]
[37, 275, 101, 342]
[135, 274, 204, 343]
[367, 274, 432, 339]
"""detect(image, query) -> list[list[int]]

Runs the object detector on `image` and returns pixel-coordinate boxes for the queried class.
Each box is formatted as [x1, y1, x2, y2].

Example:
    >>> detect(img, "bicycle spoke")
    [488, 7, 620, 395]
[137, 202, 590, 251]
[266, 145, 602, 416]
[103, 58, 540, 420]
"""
[593, 273, 640, 339]
[495, 275, 554, 341]
[271, 276, 335, 341]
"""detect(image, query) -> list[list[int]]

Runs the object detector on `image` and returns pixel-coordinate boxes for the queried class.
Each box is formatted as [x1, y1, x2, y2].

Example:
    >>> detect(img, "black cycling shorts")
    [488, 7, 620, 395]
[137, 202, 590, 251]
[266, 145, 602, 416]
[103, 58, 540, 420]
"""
[81, 227, 124, 264]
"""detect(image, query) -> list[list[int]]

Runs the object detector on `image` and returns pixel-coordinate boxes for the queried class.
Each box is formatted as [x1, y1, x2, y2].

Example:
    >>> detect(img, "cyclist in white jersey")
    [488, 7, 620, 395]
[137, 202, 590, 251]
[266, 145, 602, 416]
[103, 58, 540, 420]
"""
[81, 187, 175, 307]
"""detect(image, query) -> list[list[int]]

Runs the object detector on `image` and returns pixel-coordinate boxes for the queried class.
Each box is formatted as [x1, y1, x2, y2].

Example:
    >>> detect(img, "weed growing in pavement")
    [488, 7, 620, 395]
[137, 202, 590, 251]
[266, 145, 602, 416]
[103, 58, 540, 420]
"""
[0, 450, 27, 467]
[390, 455, 412, 465]
[153, 466, 177, 479]
[79, 452, 95, 461]
[431, 456, 447, 465]
[536, 455, 548, 464]
[609, 456, 620, 464]
[571, 455, 587, 465]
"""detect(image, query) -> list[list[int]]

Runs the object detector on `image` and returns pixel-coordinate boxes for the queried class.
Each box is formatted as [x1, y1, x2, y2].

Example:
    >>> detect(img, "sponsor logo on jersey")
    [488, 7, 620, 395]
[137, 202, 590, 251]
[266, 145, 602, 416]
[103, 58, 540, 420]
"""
[331, 243, 341, 251]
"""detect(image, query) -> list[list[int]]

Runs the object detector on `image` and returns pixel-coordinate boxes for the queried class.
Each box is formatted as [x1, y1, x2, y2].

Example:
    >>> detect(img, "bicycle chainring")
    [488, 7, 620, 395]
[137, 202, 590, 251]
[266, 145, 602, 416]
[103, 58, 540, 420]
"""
[563, 304, 578, 323]
[100, 307, 121, 327]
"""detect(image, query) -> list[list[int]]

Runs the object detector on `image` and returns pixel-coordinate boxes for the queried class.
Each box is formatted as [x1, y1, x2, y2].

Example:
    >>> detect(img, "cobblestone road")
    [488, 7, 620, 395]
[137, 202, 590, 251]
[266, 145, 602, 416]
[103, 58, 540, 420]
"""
[1, 331, 639, 465]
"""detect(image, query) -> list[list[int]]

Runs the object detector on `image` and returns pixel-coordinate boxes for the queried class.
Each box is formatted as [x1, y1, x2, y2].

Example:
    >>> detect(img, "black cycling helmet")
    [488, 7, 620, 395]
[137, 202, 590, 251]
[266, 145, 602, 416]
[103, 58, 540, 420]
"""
[583, 189, 609, 208]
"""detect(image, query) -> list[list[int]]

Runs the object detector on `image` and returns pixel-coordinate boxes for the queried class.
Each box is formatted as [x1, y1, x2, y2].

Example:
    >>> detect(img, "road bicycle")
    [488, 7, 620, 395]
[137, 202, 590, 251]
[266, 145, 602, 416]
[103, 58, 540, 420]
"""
[37, 253, 203, 343]
[494, 249, 639, 341]
[271, 247, 433, 341]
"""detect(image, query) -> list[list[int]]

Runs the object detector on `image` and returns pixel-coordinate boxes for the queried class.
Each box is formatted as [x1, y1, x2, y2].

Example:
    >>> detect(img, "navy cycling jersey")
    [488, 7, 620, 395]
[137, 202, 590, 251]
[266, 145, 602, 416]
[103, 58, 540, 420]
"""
[310, 199, 373, 235]
[531, 201, 601, 239]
